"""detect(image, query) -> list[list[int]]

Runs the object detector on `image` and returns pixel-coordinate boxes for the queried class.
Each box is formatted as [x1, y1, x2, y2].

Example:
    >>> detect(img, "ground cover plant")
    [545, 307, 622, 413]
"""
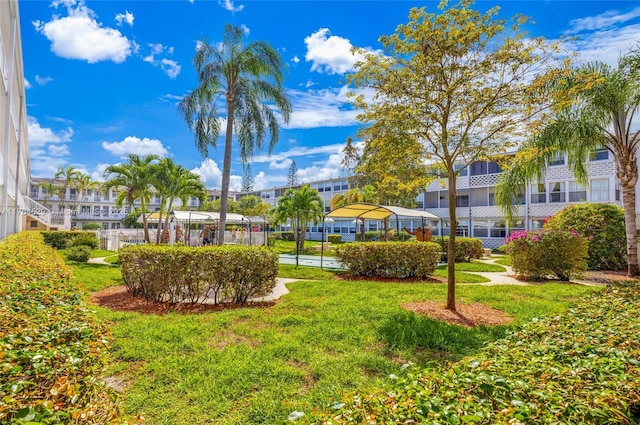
[301, 283, 640, 424]
[76, 260, 596, 425]
[0, 232, 124, 423]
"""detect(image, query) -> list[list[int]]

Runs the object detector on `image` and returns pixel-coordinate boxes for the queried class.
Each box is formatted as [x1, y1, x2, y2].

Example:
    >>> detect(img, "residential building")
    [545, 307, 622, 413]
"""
[0, 0, 49, 239]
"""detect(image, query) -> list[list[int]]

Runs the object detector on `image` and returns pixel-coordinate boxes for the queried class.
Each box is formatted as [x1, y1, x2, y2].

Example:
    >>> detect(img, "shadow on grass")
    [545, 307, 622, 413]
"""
[378, 310, 510, 361]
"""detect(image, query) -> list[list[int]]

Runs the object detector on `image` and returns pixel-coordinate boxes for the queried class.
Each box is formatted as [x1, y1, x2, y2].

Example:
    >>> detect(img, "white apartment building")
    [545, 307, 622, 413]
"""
[0, 0, 49, 239]
[30, 151, 623, 248]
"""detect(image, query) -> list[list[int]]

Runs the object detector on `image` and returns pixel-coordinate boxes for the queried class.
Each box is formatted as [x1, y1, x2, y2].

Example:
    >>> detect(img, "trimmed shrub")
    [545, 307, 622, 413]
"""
[81, 222, 102, 230]
[505, 229, 588, 281]
[41, 230, 98, 250]
[335, 241, 440, 278]
[70, 232, 99, 249]
[120, 245, 278, 304]
[434, 236, 484, 262]
[395, 232, 413, 242]
[327, 234, 342, 244]
[0, 232, 121, 423]
[544, 203, 626, 271]
[301, 283, 640, 424]
[67, 245, 92, 262]
[270, 231, 295, 241]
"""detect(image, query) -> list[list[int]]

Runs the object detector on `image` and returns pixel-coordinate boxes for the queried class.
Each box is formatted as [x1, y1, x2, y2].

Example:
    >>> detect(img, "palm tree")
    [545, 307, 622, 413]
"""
[497, 52, 640, 276]
[272, 185, 324, 253]
[54, 165, 82, 211]
[179, 24, 292, 245]
[103, 154, 160, 242]
[152, 158, 207, 244]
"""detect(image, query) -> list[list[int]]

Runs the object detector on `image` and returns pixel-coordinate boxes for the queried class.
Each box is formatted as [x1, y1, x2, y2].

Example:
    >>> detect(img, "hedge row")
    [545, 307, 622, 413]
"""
[298, 283, 640, 424]
[120, 245, 279, 304]
[334, 241, 441, 278]
[0, 232, 122, 424]
[434, 236, 484, 262]
[41, 230, 99, 250]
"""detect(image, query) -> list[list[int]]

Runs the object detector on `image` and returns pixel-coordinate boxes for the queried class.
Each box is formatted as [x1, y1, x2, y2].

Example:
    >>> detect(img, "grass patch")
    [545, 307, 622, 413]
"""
[91, 249, 116, 258]
[493, 257, 512, 266]
[271, 240, 326, 256]
[72, 262, 124, 293]
[76, 262, 596, 425]
[277, 264, 338, 280]
[432, 269, 491, 283]
[104, 254, 120, 265]
[437, 261, 506, 272]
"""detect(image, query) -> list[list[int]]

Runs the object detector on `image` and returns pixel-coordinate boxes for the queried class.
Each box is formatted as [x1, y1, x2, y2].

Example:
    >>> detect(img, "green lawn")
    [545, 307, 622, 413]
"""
[73, 262, 597, 425]
[437, 261, 506, 273]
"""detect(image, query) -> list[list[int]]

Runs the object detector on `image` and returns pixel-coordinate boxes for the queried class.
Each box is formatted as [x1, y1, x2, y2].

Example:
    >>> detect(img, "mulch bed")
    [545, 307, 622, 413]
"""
[403, 301, 514, 327]
[89, 286, 275, 315]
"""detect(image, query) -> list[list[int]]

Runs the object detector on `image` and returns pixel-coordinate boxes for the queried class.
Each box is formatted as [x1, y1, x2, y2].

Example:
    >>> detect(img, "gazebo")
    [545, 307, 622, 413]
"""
[321, 203, 440, 267]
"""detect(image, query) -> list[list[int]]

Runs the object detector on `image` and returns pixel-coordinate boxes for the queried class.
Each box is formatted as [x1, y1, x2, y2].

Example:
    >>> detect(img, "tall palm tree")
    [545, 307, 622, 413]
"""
[54, 165, 82, 211]
[497, 52, 640, 276]
[103, 154, 160, 242]
[272, 185, 324, 252]
[179, 24, 292, 245]
[152, 158, 207, 244]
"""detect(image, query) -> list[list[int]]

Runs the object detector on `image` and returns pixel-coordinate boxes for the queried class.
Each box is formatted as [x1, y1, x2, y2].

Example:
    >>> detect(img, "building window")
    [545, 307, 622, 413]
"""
[549, 153, 565, 166]
[425, 192, 439, 208]
[531, 219, 545, 229]
[615, 183, 621, 201]
[31, 187, 38, 197]
[487, 161, 502, 174]
[490, 222, 506, 238]
[94, 206, 100, 216]
[591, 147, 609, 161]
[569, 181, 587, 202]
[471, 187, 488, 207]
[456, 194, 469, 207]
[472, 221, 488, 237]
[531, 183, 546, 203]
[30, 221, 38, 228]
[549, 182, 566, 203]
[509, 219, 526, 235]
[590, 179, 609, 201]
[342, 182, 349, 190]
[470, 161, 487, 176]
[439, 190, 449, 208]
[454, 163, 467, 177]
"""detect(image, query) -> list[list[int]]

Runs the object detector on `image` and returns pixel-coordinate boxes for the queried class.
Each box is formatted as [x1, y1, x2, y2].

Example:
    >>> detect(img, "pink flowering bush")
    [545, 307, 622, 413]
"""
[505, 229, 588, 281]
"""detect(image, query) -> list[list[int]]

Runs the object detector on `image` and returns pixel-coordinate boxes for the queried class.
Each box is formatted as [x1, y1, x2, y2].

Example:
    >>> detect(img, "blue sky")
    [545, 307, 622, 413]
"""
[19, 0, 640, 190]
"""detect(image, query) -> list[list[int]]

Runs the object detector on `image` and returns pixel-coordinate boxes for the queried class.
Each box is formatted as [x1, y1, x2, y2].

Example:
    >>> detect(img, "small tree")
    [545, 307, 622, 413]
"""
[272, 186, 324, 252]
[348, 1, 566, 310]
[287, 161, 299, 187]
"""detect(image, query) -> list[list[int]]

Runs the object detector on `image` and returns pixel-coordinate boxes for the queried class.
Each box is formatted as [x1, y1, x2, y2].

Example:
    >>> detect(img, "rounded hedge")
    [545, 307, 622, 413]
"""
[544, 203, 626, 271]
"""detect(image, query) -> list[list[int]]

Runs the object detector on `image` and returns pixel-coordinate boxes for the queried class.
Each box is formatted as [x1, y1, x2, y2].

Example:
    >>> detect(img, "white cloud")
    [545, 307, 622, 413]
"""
[562, 25, 640, 66]
[252, 143, 345, 164]
[160, 93, 184, 103]
[568, 6, 640, 33]
[144, 43, 181, 78]
[292, 55, 300, 64]
[297, 153, 344, 183]
[240, 24, 250, 35]
[102, 136, 169, 158]
[253, 171, 268, 190]
[284, 85, 365, 129]
[304, 28, 380, 74]
[269, 158, 292, 170]
[191, 158, 242, 190]
[48, 144, 70, 157]
[28, 116, 73, 147]
[33, 0, 132, 63]
[219, 0, 244, 13]
[35, 75, 53, 86]
[161, 59, 181, 79]
[24, 78, 32, 89]
[114, 10, 134, 27]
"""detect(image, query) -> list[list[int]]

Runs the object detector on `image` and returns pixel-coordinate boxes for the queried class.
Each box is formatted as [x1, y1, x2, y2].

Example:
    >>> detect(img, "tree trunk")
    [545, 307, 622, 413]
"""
[446, 171, 458, 311]
[141, 199, 150, 243]
[618, 153, 640, 276]
[218, 102, 235, 246]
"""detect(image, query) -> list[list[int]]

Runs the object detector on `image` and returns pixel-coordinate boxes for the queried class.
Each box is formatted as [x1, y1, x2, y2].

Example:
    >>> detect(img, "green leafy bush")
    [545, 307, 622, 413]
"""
[81, 222, 102, 230]
[299, 283, 640, 424]
[0, 232, 122, 423]
[334, 241, 440, 278]
[41, 230, 98, 250]
[120, 245, 278, 304]
[70, 233, 99, 249]
[505, 229, 588, 281]
[434, 236, 484, 262]
[327, 234, 342, 244]
[270, 231, 295, 241]
[544, 203, 626, 271]
[67, 245, 92, 262]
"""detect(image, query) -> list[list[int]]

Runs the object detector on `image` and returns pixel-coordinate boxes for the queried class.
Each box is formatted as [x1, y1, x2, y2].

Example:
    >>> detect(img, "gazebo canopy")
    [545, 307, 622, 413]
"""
[326, 203, 439, 221]
[140, 211, 250, 224]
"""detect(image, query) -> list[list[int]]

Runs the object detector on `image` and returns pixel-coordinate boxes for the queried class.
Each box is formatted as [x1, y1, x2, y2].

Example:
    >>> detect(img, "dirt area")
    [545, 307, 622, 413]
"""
[403, 301, 514, 327]
[89, 285, 274, 315]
